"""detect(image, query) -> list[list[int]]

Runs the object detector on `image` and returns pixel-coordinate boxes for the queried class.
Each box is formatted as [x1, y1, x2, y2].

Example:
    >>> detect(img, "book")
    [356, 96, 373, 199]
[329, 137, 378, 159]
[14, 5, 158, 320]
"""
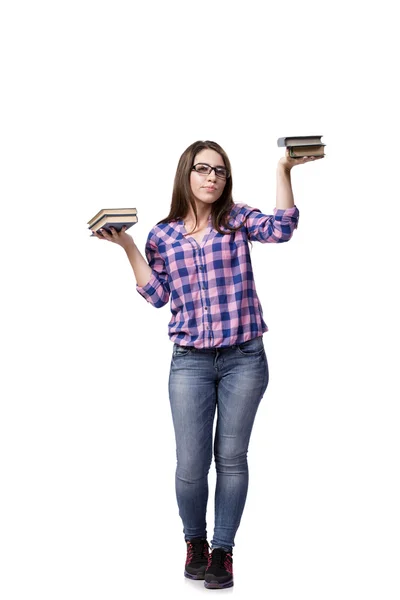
[87, 208, 138, 234]
[277, 135, 324, 147]
[289, 145, 325, 158]
[89, 214, 138, 234]
[88, 207, 137, 228]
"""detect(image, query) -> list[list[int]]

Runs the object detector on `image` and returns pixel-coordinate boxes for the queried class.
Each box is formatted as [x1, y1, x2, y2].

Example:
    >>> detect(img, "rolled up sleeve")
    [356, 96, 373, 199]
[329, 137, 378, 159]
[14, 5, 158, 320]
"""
[136, 233, 170, 308]
[245, 205, 299, 243]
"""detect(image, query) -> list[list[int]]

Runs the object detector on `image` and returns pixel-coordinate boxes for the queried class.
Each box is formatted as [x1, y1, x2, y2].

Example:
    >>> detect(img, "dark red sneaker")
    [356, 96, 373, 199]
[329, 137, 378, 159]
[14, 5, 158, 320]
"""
[184, 538, 210, 580]
[204, 548, 234, 589]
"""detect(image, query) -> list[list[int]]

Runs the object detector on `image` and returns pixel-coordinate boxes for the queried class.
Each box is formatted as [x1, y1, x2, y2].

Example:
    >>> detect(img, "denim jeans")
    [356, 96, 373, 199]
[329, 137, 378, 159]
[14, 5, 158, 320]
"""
[168, 335, 269, 551]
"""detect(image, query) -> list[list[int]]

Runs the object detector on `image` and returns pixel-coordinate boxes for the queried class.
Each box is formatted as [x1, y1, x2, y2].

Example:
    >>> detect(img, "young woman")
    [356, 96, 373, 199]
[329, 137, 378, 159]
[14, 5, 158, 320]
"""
[93, 140, 322, 589]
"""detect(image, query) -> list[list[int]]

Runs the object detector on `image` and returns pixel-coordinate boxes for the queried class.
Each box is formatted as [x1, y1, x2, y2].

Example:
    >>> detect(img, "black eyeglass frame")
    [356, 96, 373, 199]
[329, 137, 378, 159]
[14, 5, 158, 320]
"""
[191, 163, 230, 179]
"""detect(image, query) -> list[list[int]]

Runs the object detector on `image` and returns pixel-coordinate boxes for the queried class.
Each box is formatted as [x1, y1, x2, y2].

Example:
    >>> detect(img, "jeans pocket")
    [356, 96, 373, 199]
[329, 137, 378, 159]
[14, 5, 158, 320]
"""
[173, 344, 192, 357]
[236, 336, 264, 356]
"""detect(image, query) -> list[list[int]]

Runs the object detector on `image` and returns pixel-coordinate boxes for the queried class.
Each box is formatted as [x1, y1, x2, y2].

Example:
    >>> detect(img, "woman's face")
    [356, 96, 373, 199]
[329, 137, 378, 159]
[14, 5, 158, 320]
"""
[189, 148, 227, 208]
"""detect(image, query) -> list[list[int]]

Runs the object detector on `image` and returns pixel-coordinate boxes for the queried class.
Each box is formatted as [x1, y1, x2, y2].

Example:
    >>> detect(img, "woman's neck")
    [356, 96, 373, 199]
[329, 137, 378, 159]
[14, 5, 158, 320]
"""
[184, 208, 211, 229]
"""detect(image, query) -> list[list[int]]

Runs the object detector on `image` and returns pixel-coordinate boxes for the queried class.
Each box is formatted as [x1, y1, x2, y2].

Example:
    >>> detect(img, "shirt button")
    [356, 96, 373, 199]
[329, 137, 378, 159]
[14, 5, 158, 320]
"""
[205, 307, 208, 311]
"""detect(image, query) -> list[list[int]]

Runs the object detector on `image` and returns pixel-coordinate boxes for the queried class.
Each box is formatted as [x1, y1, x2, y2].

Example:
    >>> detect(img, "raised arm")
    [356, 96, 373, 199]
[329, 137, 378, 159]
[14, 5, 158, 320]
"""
[276, 149, 323, 209]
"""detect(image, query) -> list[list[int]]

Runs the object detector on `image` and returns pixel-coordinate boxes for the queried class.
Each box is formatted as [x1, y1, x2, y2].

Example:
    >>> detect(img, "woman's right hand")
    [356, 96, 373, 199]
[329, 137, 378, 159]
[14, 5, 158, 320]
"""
[92, 226, 135, 251]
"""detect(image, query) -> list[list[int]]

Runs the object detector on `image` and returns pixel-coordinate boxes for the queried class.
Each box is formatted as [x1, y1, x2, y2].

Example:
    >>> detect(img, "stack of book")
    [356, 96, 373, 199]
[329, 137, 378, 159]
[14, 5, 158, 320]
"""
[87, 208, 138, 235]
[277, 135, 325, 158]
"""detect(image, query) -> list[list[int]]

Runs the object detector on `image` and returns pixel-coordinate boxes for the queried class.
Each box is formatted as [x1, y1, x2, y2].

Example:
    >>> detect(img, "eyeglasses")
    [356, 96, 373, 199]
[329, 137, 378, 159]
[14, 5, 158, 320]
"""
[192, 163, 230, 179]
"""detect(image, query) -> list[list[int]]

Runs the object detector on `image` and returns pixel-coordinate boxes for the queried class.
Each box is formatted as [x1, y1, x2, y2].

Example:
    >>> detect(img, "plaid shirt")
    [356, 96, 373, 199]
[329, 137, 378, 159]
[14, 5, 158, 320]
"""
[136, 203, 299, 348]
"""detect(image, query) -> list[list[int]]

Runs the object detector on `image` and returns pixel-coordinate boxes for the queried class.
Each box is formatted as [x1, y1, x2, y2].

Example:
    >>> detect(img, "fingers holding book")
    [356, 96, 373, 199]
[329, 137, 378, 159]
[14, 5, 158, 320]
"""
[92, 226, 124, 240]
[277, 135, 326, 171]
[286, 148, 325, 163]
[92, 226, 135, 250]
[279, 148, 324, 171]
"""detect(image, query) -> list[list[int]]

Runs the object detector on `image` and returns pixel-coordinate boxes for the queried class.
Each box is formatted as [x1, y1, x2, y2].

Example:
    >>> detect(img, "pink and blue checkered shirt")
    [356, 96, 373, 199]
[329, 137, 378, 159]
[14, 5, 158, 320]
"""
[136, 203, 299, 348]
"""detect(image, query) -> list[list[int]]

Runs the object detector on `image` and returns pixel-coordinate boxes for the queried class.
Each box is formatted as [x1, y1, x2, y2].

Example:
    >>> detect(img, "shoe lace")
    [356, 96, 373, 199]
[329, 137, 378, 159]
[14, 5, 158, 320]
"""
[210, 548, 226, 568]
[188, 538, 208, 562]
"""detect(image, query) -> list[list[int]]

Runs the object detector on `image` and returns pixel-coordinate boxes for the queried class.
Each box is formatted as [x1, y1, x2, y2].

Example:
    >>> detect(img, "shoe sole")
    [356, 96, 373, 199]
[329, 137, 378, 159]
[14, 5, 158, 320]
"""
[184, 570, 206, 581]
[204, 579, 234, 589]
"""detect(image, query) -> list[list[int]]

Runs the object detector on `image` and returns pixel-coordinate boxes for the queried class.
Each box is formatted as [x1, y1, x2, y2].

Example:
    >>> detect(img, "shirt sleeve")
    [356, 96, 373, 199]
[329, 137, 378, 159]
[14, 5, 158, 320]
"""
[243, 205, 300, 243]
[136, 231, 170, 308]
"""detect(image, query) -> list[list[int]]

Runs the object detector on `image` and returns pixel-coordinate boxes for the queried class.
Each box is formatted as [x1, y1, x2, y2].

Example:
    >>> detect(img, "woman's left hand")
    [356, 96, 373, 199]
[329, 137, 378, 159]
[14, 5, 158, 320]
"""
[279, 148, 324, 171]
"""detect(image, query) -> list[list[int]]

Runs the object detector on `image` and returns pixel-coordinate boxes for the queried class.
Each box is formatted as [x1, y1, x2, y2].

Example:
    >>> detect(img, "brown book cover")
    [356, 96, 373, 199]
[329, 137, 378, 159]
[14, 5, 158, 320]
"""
[289, 145, 325, 158]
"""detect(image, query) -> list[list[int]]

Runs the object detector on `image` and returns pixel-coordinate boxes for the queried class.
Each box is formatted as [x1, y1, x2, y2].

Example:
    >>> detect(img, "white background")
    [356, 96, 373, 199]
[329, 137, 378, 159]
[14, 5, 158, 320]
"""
[1, 1, 399, 598]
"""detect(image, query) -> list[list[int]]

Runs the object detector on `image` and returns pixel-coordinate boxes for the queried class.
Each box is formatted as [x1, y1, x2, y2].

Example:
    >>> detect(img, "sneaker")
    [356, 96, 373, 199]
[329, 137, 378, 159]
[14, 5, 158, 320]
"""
[184, 538, 210, 580]
[204, 547, 234, 589]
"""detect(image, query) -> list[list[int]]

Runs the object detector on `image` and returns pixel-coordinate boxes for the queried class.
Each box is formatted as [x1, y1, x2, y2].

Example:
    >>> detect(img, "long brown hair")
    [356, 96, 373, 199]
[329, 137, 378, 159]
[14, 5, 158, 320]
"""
[157, 140, 245, 235]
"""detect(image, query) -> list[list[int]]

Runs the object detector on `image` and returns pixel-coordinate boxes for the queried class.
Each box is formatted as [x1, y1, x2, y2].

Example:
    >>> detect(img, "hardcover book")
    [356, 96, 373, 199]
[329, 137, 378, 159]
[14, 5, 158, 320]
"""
[88, 208, 138, 234]
[277, 135, 324, 147]
[88, 207, 137, 228]
[289, 145, 325, 158]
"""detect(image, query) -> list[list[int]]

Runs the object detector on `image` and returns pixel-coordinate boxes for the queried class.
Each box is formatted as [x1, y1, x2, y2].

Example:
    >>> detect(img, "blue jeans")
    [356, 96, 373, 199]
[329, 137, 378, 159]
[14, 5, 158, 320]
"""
[168, 335, 269, 551]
